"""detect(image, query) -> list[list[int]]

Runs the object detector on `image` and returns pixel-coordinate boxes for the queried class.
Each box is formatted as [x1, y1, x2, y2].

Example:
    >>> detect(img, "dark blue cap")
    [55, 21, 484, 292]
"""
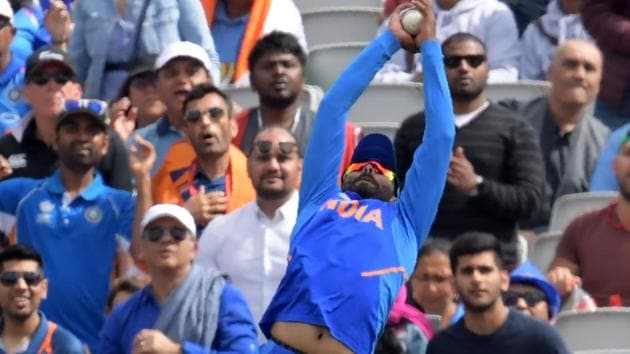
[350, 133, 396, 172]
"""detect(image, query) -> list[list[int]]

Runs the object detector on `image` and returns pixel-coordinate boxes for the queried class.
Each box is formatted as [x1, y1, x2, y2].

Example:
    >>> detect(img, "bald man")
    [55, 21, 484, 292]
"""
[501, 39, 610, 230]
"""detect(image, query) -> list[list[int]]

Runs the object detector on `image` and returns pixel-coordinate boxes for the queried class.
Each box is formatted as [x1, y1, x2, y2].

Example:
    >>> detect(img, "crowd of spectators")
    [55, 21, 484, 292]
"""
[0, 0, 625, 353]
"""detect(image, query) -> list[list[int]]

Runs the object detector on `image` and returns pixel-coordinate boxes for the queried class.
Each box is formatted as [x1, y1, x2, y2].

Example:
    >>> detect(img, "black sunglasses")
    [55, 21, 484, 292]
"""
[29, 72, 73, 86]
[503, 289, 547, 307]
[251, 141, 298, 158]
[443, 55, 486, 69]
[0, 271, 43, 287]
[142, 226, 190, 242]
[184, 107, 226, 123]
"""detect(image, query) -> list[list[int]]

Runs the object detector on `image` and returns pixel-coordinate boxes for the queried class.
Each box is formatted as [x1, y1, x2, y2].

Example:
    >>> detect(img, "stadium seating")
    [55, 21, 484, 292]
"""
[347, 82, 424, 140]
[555, 308, 630, 352]
[223, 84, 324, 113]
[529, 230, 562, 271]
[305, 42, 366, 90]
[548, 191, 618, 232]
[485, 80, 551, 102]
[301, 7, 380, 49]
[294, 0, 382, 12]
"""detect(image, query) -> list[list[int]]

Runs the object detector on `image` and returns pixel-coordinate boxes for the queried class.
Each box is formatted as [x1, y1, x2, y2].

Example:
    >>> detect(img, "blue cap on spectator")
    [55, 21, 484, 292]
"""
[510, 261, 562, 317]
[350, 133, 396, 172]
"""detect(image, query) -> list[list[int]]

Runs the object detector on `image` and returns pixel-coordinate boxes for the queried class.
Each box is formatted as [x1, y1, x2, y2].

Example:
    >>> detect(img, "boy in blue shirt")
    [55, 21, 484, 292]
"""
[259, 1, 455, 353]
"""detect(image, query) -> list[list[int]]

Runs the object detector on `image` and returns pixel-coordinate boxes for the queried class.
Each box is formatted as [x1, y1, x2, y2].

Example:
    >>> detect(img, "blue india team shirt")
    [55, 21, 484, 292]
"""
[260, 31, 455, 353]
[0, 53, 29, 134]
[0, 170, 135, 352]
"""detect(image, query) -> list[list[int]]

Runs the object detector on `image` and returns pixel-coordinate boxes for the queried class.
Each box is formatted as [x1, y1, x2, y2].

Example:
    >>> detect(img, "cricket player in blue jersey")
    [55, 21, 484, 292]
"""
[259, 1, 455, 353]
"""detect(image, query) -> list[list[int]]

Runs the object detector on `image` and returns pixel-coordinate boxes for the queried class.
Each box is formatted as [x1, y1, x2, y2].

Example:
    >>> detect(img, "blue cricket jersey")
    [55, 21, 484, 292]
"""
[0, 170, 135, 353]
[259, 31, 455, 353]
[0, 53, 29, 132]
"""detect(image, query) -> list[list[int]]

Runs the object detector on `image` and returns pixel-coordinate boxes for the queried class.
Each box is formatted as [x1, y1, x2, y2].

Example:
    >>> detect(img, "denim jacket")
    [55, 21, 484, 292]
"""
[69, 0, 220, 99]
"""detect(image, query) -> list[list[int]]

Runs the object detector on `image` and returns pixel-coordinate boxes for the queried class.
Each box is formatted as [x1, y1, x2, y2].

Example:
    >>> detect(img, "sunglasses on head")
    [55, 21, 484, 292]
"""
[62, 99, 108, 116]
[142, 226, 190, 243]
[344, 161, 395, 181]
[184, 107, 226, 123]
[251, 140, 298, 158]
[503, 289, 547, 307]
[29, 71, 73, 86]
[443, 55, 486, 69]
[0, 271, 43, 287]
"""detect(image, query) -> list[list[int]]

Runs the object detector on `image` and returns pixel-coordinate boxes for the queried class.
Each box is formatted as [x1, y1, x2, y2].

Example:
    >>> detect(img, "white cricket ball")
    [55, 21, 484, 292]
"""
[400, 8, 423, 36]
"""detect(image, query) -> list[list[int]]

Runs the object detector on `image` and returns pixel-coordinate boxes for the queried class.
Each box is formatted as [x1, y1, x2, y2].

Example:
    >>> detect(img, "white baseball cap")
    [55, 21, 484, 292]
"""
[155, 41, 213, 74]
[140, 204, 197, 238]
[0, 0, 13, 23]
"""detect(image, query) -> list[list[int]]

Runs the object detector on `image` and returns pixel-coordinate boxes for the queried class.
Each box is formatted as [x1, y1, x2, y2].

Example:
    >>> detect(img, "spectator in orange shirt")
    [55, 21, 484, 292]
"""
[132, 83, 255, 228]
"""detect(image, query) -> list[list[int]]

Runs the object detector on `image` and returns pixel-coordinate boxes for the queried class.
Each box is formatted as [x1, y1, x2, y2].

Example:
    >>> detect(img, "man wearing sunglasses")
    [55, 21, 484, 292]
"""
[147, 83, 255, 227]
[131, 41, 216, 177]
[0, 244, 84, 353]
[0, 46, 134, 191]
[197, 126, 302, 339]
[259, 1, 455, 353]
[506, 261, 562, 322]
[101, 203, 258, 354]
[395, 32, 544, 267]
[0, 99, 135, 352]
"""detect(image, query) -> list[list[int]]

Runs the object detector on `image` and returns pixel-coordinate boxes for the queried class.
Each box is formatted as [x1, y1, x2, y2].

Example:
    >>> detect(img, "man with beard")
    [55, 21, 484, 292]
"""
[394, 32, 544, 267]
[427, 232, 569, 354]
[197, 126, 302, 339]
[136, 83, 255, 228]
[259, 1, 455, 353]
[162, 32, 362, 176]
[547, 135, 630, 307]
[0, 99, 135, 352]
[0, 46, 133, 191]
[234, 31, 360, 170]
[0, 244, 83, 353]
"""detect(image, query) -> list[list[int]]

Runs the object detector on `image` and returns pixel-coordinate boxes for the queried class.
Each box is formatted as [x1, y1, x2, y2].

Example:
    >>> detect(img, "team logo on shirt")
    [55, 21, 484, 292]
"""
[8, 88, 20, 102]
[7, 154, 27, 169]
[36, 200, 54, 224]
[84, 206, 102, 224]
[319, 199, 383, 229]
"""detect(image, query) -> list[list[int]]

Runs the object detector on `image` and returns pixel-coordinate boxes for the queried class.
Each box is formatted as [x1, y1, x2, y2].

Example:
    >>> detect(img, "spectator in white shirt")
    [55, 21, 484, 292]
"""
[196, 126, 302, 339]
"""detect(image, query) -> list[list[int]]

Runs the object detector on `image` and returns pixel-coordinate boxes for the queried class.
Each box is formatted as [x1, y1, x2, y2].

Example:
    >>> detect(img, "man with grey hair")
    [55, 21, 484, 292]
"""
[501, 39, 609, 230]
[100, 203, 258, 353]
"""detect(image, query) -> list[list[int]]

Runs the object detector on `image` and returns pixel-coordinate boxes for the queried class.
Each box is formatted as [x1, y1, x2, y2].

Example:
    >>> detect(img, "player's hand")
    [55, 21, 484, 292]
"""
[111, 97, 138, 142]
[447, 147, 478, 193]
[132, 329, 181, 354]
[183, 186, 228, 225]
[413, 0, 437, 46]
[0, 155, 12, 179]
[547, 266, 579, 297]
[389, 2, 419, 52]
[128, 135, 156, 179]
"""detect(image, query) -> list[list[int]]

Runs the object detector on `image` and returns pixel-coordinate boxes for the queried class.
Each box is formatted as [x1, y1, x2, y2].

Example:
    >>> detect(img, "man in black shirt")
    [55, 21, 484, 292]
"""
[394, 33, 543, 266]
[0, 46, 132, 191]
